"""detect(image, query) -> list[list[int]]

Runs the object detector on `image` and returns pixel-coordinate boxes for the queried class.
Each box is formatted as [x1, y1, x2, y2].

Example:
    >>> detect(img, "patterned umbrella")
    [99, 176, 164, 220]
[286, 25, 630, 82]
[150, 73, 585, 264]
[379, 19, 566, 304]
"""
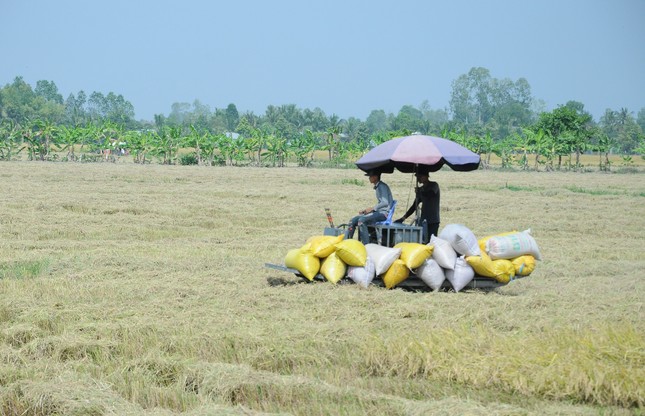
[355, 134, 480, 173]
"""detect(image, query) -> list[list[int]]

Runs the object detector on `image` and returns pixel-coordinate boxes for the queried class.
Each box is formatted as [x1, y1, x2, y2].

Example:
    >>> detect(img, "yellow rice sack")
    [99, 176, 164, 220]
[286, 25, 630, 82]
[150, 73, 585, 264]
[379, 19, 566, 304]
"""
[491, 259, 515, 284]
[320, 252, 347, 284]
[334, 239, 367, 267]
[284, 246, 320, 281]
[394, 242, 433, 270]
[465, 252, 495, 278]
[465, 252, 515, 284]
[511, 255, 536, 276]
[382, 259, 409, 289]
[306, 234, 344, 258]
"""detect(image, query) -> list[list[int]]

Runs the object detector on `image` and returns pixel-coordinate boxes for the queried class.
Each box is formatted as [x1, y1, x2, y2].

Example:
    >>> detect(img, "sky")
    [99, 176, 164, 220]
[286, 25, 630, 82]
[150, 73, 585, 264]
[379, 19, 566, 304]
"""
[1, 0, 644, 122]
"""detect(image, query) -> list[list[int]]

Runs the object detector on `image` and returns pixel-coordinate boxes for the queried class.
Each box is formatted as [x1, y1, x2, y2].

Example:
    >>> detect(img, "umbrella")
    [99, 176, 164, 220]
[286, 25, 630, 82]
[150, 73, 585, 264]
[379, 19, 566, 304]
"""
[355, 134, 480, 174]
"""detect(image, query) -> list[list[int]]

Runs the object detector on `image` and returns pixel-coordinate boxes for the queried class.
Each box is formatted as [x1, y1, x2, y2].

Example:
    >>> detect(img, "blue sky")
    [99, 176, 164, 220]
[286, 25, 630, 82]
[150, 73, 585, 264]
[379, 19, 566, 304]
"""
[1, 0, 643, 122]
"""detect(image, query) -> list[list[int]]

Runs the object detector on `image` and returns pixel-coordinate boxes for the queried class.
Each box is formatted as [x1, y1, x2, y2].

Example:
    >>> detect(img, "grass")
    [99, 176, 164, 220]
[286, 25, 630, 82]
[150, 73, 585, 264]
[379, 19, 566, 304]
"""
[0, 260, 50, 279]
[0, 162, 643, 415]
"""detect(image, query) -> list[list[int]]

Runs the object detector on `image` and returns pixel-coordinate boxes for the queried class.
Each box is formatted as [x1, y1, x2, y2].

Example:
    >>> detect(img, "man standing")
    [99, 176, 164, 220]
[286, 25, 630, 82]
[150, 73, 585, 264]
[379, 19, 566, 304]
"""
[345, 170, 394, 244]
[395, 169, 440, 243]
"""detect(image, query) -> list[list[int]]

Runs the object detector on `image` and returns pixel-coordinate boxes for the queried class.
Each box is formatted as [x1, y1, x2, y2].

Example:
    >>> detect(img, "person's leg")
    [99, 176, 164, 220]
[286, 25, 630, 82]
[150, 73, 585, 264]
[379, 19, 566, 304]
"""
[358, 212, 386, 244]
[345, 215, 361, 239]
[427, 222, 440, 241]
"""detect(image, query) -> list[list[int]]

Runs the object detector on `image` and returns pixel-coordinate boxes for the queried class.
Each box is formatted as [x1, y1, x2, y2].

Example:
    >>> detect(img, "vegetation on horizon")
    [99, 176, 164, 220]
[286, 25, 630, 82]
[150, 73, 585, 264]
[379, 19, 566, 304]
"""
[1, 67, 644, 171]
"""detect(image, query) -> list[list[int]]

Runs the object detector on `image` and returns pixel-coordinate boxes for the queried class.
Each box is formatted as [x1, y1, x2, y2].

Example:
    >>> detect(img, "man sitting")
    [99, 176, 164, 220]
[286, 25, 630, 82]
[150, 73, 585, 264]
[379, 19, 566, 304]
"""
[345, 170, 394, 244]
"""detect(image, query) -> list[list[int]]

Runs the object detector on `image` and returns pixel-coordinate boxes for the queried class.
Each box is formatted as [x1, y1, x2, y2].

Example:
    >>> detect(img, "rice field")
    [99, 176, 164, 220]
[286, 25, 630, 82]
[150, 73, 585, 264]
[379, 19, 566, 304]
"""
[0, 161, 643, 415]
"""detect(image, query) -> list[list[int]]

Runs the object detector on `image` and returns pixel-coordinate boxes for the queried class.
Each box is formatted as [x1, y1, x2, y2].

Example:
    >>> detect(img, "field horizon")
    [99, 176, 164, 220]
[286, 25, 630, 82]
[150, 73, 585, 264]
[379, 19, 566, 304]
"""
[1, 161, 643, 415]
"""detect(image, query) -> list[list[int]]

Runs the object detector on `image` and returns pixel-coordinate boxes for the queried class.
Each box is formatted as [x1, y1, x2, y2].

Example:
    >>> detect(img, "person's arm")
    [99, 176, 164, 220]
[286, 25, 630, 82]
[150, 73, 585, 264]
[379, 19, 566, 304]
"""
[396, 199, 417, 222]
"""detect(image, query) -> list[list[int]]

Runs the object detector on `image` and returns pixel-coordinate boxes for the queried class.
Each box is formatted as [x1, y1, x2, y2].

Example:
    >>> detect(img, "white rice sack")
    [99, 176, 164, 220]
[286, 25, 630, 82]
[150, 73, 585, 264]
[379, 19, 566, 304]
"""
[429, 235, 457, 270]
[438, 223, 481, 256]
[444, 256, 474, 292]
[486, 229, 542, 261]
[347, 256, 376, 288]
[415, 258, 445, 291]
[365, 244, 402, 276]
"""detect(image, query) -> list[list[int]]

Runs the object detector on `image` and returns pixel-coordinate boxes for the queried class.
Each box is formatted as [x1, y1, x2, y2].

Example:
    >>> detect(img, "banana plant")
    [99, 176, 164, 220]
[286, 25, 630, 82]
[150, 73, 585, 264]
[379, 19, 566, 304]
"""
[124, 129, 154, 164]
[200, 133, 221, 166]
[152, 126, 183, 164]
[0, 119, 24, 161]
[264, 135, 288, 167]
[290, 130, 316, 167]
[33, 119, 58, 160]
[56, 125, 83, 161]
[185, 125, 209, 165]
[595, 133, 615, 172]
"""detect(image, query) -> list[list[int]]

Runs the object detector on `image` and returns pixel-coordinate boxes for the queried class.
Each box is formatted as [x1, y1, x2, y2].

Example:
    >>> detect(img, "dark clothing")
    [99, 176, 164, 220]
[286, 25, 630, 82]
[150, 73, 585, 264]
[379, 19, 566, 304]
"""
[402, 181, 440, 243]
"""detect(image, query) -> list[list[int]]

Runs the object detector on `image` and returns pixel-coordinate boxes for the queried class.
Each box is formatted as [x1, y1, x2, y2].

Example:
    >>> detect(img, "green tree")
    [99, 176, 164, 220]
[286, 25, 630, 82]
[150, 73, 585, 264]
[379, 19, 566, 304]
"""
[225, 103, 239, 132]
[35, 80, 63, 104]
[302, 107, 329, 132]
[366, 109, 389, 134]
[86, 91, 135, 126]
[392, 105, 426, 133]
[534, 105, 592, 170]
[419, 100, 449, 135]
[599, 108, 642, 153]
[64, 91, 87, 126]
[0, 77, 40, 123]
[637, 107, 645, 134]
[167, 102, 192, 125]
[450, 67, 493, 125]
[449, 67, 533, 140]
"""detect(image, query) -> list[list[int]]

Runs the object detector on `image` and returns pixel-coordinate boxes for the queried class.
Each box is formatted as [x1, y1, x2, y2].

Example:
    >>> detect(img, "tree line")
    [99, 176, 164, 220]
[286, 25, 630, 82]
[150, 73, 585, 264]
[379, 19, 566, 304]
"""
[1, 67, 644, 171]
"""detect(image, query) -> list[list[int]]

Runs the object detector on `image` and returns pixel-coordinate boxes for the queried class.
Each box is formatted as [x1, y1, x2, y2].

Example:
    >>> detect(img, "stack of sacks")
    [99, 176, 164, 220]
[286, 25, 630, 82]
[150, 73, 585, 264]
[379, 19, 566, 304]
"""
[283, 235, 435, 289]
[285, 234, 346, 283]
[425, 224, 541, 291]
[283, 225, 540, 291]
[470, 229, 540, 281]
[433, 224, 481, 291]
[388, 243, 433, 289]
[285, 234, 371, 284]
